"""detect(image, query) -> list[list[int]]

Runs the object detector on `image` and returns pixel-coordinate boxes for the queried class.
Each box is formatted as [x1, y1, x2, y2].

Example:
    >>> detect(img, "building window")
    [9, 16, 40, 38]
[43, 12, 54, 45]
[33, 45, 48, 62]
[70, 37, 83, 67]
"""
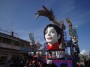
[0, 56, 7, 65]
[2, 38, 11, 44]
[15, 41, 20, 46]
[0, 37, 2, 42]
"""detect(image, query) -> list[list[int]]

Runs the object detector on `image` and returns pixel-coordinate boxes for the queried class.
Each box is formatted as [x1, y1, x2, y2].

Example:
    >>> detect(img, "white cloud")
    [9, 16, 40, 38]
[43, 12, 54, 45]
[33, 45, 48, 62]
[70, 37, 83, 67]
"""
[80, 49, 89, 56]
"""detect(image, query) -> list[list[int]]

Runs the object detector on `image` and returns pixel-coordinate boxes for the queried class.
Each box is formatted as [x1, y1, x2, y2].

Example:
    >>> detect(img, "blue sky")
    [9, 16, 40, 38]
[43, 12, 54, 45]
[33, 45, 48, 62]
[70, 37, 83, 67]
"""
[0, 0, 90, 51]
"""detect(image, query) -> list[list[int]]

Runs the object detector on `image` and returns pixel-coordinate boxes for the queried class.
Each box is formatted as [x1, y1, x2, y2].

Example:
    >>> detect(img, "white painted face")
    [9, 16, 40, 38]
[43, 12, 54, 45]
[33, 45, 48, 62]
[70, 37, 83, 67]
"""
[45, 27, 60, 44]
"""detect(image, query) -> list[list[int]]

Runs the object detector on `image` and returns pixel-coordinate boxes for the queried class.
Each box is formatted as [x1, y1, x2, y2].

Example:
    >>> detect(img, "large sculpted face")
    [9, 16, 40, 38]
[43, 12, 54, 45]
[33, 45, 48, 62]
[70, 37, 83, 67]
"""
[45, 27, 60, 44]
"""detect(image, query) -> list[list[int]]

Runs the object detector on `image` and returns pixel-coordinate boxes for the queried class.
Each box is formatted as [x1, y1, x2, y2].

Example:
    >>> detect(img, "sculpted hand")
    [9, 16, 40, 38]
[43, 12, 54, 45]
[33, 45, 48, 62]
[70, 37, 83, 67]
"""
[35, 6, 55, 21]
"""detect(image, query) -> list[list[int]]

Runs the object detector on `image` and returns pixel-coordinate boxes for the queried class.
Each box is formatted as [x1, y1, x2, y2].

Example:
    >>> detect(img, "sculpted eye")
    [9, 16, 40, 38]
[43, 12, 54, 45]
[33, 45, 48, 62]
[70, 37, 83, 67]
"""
[51, 30, 55, 33]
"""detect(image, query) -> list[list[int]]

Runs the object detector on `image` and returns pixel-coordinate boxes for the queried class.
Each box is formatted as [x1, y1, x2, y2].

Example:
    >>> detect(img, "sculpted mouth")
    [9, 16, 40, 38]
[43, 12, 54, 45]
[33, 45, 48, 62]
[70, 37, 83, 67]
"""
[47, 37, 52, 39]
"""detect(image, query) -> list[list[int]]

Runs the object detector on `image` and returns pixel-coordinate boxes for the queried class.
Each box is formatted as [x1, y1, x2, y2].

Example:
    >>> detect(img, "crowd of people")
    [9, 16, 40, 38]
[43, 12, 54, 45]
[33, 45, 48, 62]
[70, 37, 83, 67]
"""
[7, 56, 25, 67]
[7, 55, 55, 67]
[24, 56, 42, 67]
[6, 55, 90, 67]
[24, 56, 57, 67]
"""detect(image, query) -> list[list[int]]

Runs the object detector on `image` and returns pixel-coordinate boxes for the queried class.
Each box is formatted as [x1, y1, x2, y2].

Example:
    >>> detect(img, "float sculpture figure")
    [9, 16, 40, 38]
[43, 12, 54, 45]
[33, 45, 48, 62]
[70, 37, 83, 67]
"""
[44, 24, 63, 50]
[66, 18, 80, 66]
[36, 6, 65, 51]
[35, 6, 78, 67]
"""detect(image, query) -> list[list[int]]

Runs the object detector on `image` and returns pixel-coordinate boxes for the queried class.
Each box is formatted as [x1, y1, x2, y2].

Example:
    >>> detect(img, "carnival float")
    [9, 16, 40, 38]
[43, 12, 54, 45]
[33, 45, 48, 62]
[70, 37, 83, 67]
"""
[35, 6, 80, 67]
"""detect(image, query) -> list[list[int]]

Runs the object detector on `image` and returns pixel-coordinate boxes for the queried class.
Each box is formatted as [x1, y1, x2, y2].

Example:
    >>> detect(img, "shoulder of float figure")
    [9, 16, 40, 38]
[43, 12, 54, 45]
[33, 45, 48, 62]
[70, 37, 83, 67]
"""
[53, 19, 66, 30]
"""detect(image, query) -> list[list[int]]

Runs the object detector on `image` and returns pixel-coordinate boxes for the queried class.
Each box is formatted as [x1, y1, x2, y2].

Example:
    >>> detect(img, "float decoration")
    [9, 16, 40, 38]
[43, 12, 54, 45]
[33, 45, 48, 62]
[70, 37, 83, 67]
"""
[35, 6, 80, 67]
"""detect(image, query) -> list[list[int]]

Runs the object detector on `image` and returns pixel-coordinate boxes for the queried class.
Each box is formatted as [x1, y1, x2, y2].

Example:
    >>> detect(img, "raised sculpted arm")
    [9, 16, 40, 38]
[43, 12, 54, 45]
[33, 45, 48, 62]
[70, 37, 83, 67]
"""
[36, 6, 65, 30]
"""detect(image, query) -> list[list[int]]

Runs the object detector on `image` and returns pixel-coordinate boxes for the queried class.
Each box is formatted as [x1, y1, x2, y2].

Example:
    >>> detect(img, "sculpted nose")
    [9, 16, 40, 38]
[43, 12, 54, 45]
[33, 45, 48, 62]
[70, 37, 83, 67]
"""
[47, 32, 51, 36]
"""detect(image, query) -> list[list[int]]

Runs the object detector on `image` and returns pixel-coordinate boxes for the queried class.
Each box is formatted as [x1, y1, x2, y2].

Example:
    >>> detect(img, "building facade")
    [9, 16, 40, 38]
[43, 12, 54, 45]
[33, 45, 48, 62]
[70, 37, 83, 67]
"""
[0, 32, 31, 67]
